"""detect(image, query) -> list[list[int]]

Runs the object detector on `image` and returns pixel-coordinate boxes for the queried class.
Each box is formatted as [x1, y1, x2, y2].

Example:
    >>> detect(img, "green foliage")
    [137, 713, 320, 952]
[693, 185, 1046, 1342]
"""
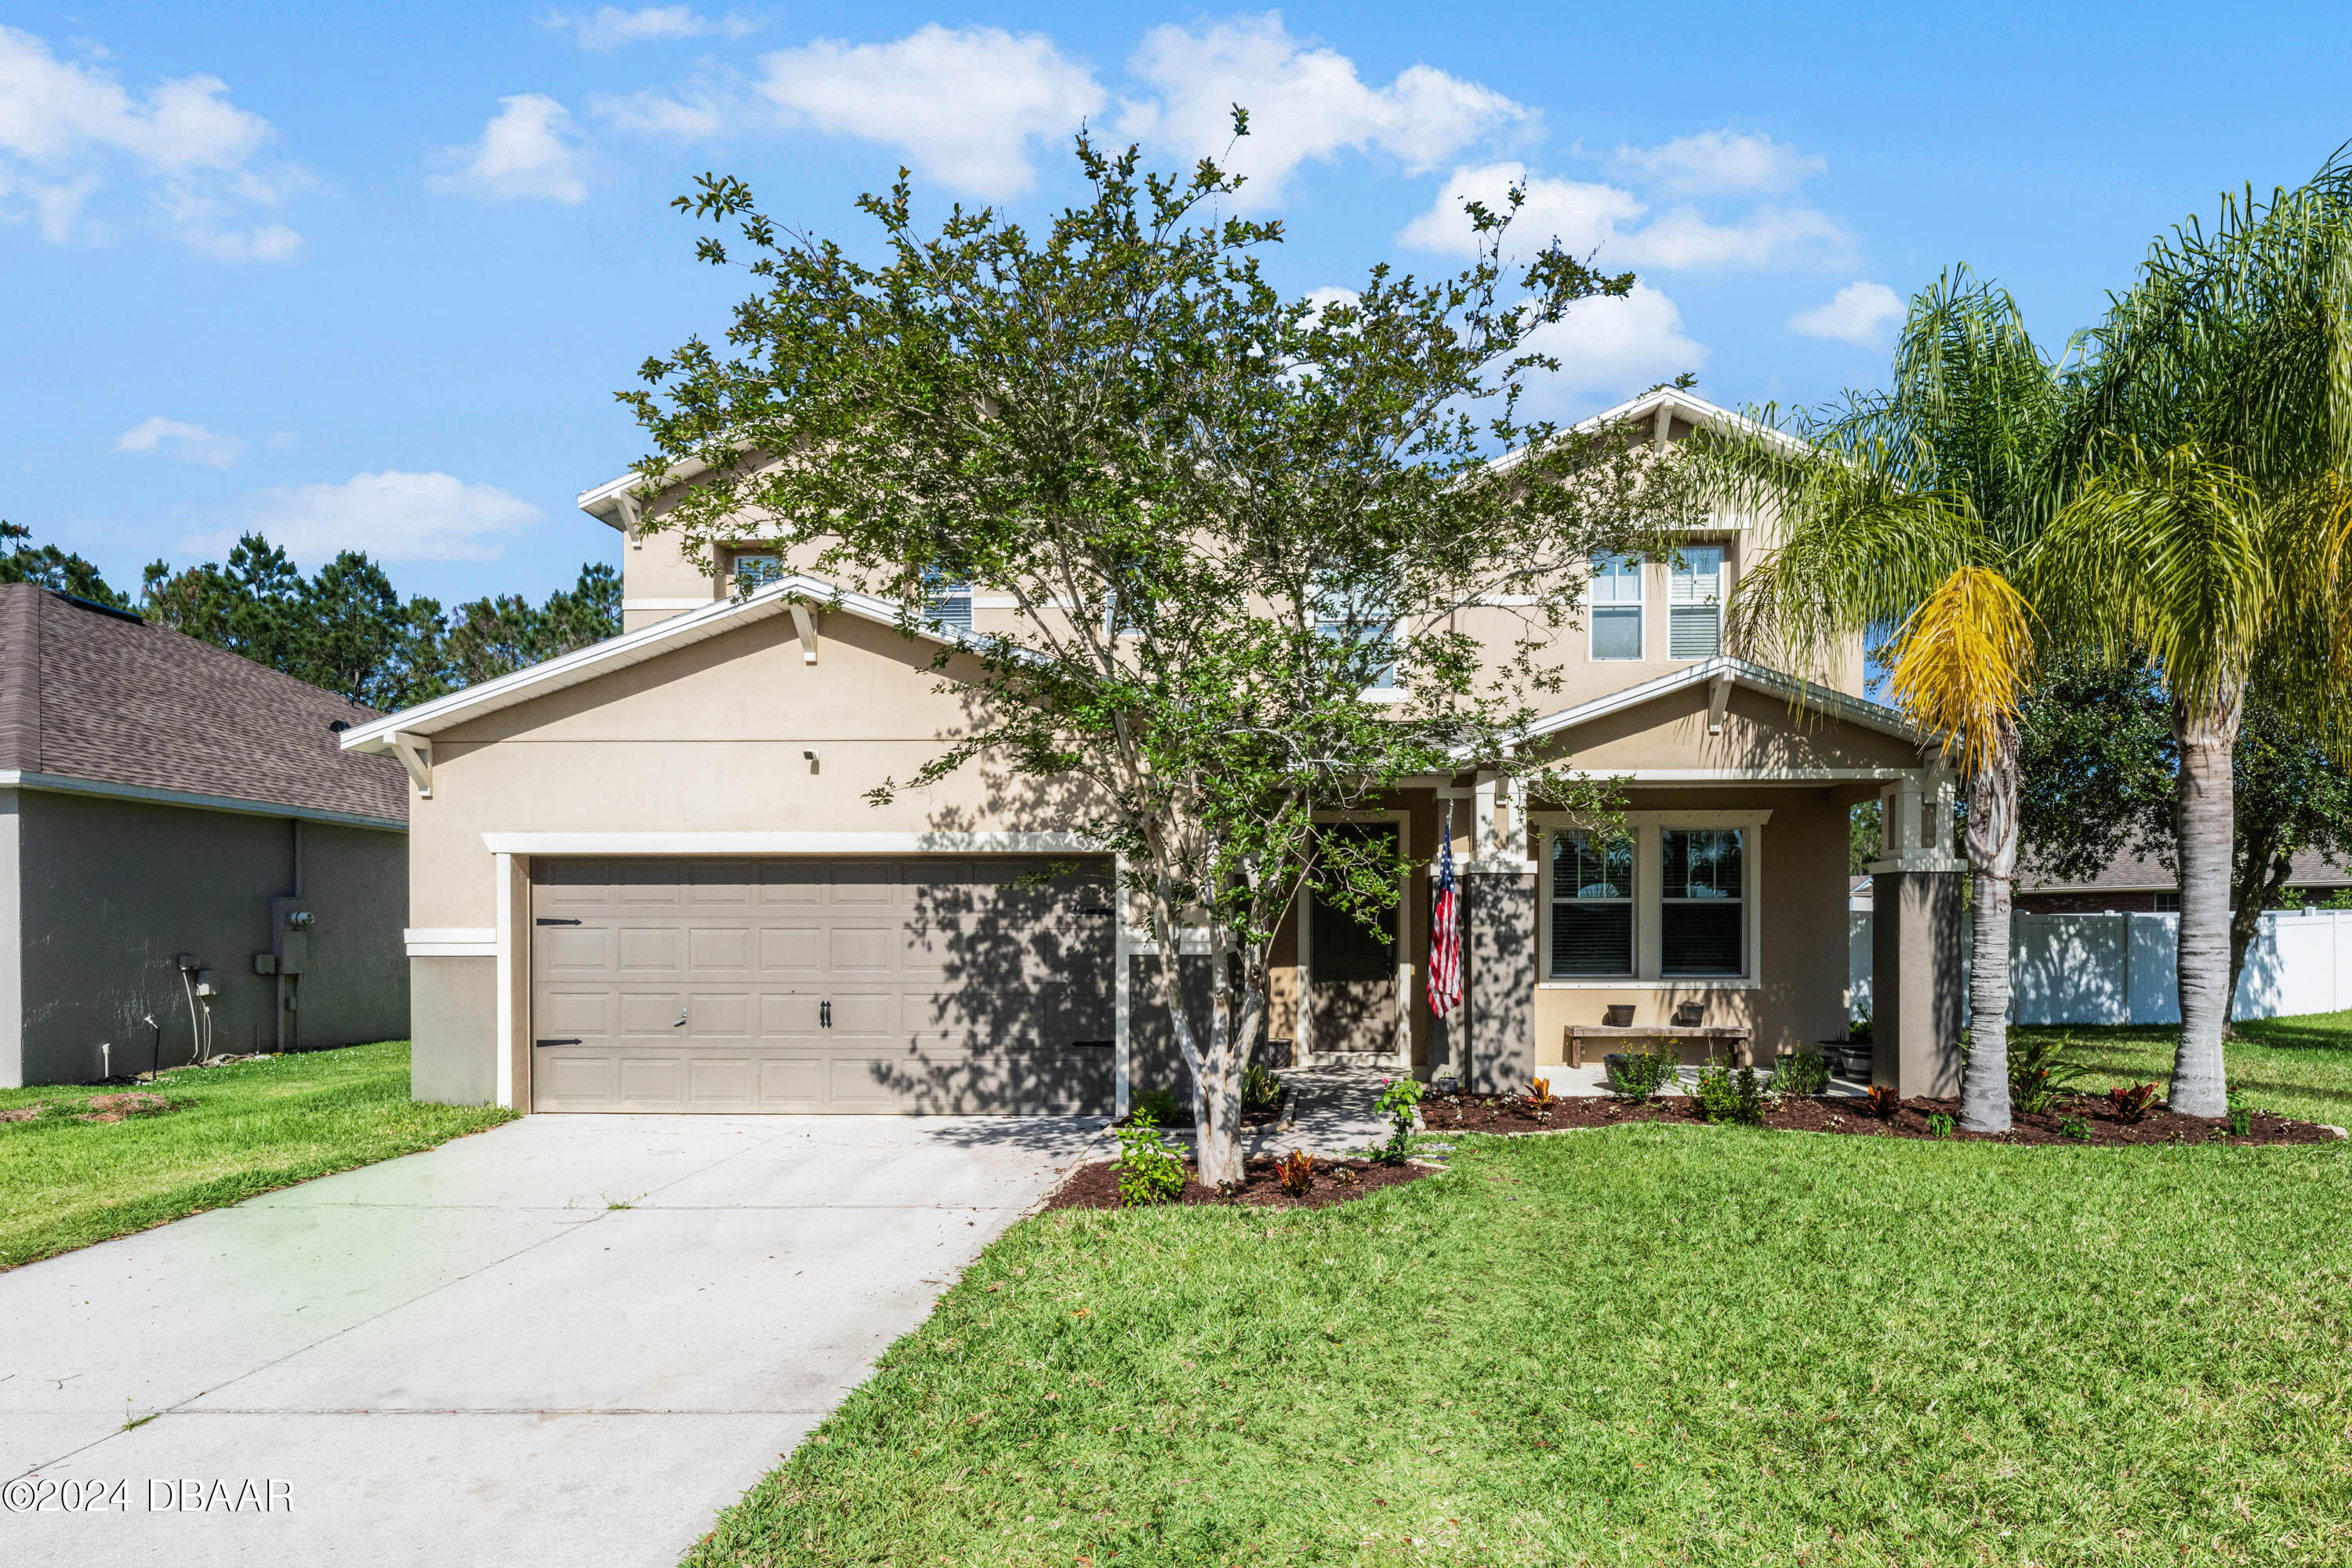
[140, 538, 620, 711]
[1240, 1063, 1283, 1116]
[0, 519, 128, 607]
[1113, 1112, 1186, 1207]
[1370, 1076, 1422, 1165]
[1693, 1059, 1768, 1126]
[1848, 800, 1882, 876]
[2107, 1083, 2161, 1123]
[1604, 1038, 1681, 1103]
[625, 129, 1681, 1174]
[1773, 1051, 1830, 1097]
[1848, 1011, 1874, 1044]
[2058, 1116, 2093, 1141]
[2009, 1033, 2089, 1114]
[1128, 1086, 1182, 1127]
[1926, 1112, 1956, 1138]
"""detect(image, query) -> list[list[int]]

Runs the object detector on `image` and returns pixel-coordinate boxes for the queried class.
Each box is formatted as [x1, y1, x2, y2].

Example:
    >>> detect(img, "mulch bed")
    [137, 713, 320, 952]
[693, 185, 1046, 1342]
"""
[1419, 1091, 2344, 1147]
[1045, 1154, 1432, 1211]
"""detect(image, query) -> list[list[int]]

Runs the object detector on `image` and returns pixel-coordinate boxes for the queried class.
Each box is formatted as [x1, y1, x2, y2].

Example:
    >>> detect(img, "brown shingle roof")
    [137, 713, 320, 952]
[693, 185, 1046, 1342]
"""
[2020, 844, 2349, 893]
[0, 583, 406, 826]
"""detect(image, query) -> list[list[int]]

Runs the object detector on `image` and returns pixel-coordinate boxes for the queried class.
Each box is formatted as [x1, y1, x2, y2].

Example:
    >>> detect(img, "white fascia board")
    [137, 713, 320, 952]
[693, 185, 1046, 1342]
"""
[1486, 387, 1808, 477]
[479, 830, 1105, 856]
[575, 455, 715, 527]
[1504, 656, 1924, 750]
[339, 574, 987, 753]
[0, 771, 406, 833]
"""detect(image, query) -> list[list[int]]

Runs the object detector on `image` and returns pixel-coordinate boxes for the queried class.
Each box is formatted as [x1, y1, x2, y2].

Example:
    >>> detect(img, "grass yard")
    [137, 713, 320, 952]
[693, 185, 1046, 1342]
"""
[690, 1035, 2352, 1566]
[0, 1041, 514, 1269]
[2013, 1008, 2352, 1128]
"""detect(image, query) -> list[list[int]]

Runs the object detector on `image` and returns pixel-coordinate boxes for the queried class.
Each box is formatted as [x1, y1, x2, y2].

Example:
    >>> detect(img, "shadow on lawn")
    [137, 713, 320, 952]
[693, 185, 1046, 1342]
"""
[2016, 1021, 2352, 1114]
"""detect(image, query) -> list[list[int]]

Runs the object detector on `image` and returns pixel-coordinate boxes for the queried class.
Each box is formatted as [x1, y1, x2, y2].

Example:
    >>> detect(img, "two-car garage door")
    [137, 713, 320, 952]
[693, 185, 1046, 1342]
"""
[528, 856, 1115, 1113]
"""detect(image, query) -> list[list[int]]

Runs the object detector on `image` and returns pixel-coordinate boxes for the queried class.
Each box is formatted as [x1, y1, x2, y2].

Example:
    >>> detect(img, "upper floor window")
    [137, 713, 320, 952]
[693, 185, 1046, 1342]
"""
[1591, 552, 1643, 660]
[922, 570, 973, 632]
[1669, 545, 1723, 659]
[731, 552, 783, 592]
[1313, 584, 1398, 691]
[1661, 827, 1743, 975]
[1550, 830, 1634, 976]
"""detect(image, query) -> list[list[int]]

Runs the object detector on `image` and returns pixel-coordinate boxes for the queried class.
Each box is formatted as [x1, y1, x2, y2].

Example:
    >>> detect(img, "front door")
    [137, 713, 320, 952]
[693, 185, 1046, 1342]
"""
[1308, 822, 1400, 1058]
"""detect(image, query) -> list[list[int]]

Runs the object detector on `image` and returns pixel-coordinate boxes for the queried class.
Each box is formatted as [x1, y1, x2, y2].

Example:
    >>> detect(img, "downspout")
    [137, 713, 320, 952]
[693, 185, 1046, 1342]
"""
[275, 819, 303, 1053]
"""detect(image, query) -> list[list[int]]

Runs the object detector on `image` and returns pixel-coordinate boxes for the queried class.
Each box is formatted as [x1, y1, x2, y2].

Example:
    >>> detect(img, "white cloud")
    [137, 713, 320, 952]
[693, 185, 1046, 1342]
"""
[543, 6, 756, 52]
[0, 24, 303, 256]
[1120, 14, 1532, 212]
[1399, 162, 1853, 273]
[756, 26, 1103, 199]
[1611, 129, 1824, 197]
[115, 416, 239, 467]
[590, 79, 733, 139]
[1788, 280, 1907, 346]
[186, 472, 543, 565]
[431, 94, 589, 204]
[1516, 283, 1708, 417]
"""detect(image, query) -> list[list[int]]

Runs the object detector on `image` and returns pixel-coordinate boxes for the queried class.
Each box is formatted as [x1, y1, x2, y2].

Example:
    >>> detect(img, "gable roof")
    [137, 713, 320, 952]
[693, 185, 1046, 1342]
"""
[0, 583, 406, 829]
[339, 574, 967, 753]
[1507, 655, 1926, 749]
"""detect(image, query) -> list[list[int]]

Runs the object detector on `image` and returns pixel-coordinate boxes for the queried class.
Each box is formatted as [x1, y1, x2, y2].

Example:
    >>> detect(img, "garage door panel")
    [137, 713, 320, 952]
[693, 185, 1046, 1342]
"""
[531, 855, 1112, 1113]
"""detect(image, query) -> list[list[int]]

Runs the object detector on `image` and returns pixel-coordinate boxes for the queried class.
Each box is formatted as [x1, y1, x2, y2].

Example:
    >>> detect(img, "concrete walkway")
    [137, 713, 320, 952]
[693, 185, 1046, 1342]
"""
[0, 1112, 1105, 1567]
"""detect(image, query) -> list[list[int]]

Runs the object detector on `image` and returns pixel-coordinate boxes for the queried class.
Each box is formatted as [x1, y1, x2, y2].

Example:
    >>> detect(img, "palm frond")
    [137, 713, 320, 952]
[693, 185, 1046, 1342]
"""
[1886, 564, 2036, 780]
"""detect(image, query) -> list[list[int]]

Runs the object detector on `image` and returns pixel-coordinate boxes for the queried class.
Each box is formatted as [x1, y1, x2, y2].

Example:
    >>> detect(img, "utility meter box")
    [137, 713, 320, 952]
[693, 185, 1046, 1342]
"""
[265, 897, 313, 977]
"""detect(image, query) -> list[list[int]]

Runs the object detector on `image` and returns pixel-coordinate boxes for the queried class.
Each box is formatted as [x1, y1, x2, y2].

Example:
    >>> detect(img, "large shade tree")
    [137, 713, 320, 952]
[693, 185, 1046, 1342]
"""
[619, 130, 1679, 1182]
[2038, 164, 2352, 1116]
[1708, 268, 2067, 1131]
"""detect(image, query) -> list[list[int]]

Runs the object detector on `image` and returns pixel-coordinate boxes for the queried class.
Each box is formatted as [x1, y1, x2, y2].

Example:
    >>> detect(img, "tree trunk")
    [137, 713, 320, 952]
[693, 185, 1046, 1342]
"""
[2171, 695, 2241, 1117]
[1958, 735, 2020, 1133]
[1193, 933, 1247, 1189]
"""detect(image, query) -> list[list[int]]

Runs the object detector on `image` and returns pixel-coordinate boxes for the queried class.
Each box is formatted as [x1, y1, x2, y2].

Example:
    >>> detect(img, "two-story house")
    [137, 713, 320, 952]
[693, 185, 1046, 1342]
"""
[345, 388, 1965, 1116]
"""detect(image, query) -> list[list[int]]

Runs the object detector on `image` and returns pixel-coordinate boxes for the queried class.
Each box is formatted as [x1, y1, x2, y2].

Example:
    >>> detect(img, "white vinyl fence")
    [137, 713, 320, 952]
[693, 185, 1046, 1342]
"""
[1847, 907, 2352, 1026]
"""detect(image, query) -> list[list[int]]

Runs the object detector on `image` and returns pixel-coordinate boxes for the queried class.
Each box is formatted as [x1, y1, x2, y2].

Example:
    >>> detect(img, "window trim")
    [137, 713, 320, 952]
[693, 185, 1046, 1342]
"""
[1658, 824, 1747, 978]
[1546, 828, 1637, 978]
[1533, 809, 1769, 989]
[1589, 551, 1645, 662]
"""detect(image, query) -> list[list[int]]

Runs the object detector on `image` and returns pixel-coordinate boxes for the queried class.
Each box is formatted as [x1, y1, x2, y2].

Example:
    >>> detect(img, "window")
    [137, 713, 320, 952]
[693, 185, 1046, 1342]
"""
[1661, 828, 1743, 975]
[922, 569, 972, 631]
[730, 552, 782, 591]
[1550, 831, 1634, 976]
[1668, 545, 1723, 659]
[1314, 584, 1399, 691]
[1590, 553, 1643, 660]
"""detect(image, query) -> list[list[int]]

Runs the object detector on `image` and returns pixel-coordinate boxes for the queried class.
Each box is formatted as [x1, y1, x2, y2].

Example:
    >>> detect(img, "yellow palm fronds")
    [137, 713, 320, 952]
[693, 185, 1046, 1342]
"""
[1887, 564, 2037, 779]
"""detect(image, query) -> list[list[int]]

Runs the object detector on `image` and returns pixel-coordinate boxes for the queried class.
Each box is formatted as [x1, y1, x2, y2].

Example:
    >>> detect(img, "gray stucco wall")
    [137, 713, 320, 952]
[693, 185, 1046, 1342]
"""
[0, 797, 20, 1089]
[1463, 869, 1537, 1095]
[6, 789, 408, 1085]
[409, 953, 497, 1105]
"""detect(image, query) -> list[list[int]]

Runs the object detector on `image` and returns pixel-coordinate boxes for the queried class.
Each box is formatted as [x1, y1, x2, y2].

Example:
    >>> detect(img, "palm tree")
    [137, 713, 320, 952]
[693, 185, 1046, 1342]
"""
[2037, 169, 2352, 1115]
[1709, 269, 2067, 1131]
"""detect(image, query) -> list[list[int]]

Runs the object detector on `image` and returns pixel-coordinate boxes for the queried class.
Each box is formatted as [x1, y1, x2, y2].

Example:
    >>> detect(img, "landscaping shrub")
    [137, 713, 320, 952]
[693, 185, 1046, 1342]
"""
[1866, 1083, 1900, 1119]
[1604, 1038, 1679, 1103]
[1526, 1076, 1555, 1112]
[1774, 1051, 1830, 1096]
[1273, 1148, 1314, 1196]
[2227, 1093, 2253, 1137]
[1130, 1086, 1182, 1126]
[1241, 1063, 1284, 1116]
[1694, 1058, 1769, 1126]
[1370, 1076, 1421, 1165]
[2107, 1083, 2160, 1124]
[2059, 1116, 2092, 1141]
[1114, 1112, 1185, 1207]
[2009, 1033, 2086, 1114]
[1927, 1112, 1955, 1138]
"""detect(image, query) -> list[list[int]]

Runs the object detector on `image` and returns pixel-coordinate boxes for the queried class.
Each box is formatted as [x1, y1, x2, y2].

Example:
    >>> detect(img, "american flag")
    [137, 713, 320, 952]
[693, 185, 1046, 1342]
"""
[1429, 822, 1462, 1018]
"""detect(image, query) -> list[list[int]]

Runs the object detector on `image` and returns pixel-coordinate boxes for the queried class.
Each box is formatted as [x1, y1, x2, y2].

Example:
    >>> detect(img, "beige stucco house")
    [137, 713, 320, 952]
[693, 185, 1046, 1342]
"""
[346, 388, 1965, 1117]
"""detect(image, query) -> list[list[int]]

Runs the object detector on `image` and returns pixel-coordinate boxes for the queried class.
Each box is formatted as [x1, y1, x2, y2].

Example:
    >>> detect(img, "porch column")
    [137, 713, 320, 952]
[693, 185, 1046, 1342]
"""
[1867, 773, 1965, 1098]
[1461, 797, 1537, 1094]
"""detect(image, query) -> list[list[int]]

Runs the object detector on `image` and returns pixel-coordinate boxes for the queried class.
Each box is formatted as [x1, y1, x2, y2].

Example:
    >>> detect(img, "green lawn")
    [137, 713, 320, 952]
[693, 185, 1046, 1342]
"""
[689, 1021, 2352, 1567]
[2012, 1008, 2352, 1127]
[0, 1041, 514, 1270]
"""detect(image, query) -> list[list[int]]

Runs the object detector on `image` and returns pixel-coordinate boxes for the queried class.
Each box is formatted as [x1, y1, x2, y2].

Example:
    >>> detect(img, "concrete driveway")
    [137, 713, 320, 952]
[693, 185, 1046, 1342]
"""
[1, 1112, 1103, 1566]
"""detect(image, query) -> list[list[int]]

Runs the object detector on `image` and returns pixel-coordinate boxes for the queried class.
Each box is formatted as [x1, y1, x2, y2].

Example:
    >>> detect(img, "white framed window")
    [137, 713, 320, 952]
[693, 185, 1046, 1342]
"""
[729, 551, 782, 591]
[1669, 544, 1724, 659]
[1590, 552, 1643, 660]
[1660, 827, 1744, 975]
[1534, 810, 1767, 988]
[922, 569, 973, 631]
[1549, 830, 1634, 976]
[1313, 584, 1400, 693]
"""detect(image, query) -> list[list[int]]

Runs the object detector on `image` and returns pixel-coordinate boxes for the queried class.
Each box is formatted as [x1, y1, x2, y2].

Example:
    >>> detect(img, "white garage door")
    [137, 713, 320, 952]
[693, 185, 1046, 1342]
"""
[528, 857, 1116, 1112]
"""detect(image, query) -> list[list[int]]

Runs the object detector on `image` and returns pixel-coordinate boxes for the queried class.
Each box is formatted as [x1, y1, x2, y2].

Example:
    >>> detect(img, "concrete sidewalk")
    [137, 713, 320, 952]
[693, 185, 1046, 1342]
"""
[0, 1112, 1104, 1567]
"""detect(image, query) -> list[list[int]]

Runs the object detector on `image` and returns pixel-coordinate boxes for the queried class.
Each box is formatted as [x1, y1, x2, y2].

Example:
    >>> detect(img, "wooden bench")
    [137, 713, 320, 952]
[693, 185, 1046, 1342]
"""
[1564, 1025, 1755, 1069]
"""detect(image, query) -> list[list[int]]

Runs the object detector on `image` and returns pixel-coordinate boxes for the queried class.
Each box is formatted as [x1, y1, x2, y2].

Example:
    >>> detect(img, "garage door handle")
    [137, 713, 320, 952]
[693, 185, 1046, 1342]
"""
[534, 1038, 582, 1047]
[535, 917, 583, 926]
[820, 1000, 832, 1029]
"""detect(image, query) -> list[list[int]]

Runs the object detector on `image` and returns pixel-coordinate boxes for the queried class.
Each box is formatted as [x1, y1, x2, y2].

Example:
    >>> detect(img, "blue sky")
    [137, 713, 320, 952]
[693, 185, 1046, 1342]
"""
[5, 2, 2350, 608]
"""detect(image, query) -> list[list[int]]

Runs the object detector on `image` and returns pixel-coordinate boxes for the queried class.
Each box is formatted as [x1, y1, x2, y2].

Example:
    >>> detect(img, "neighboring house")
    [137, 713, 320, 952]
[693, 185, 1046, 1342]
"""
[345, 389, 1966, 1116]
[0, 584, 410, 1087]
[2016, 847, 2352, 913]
